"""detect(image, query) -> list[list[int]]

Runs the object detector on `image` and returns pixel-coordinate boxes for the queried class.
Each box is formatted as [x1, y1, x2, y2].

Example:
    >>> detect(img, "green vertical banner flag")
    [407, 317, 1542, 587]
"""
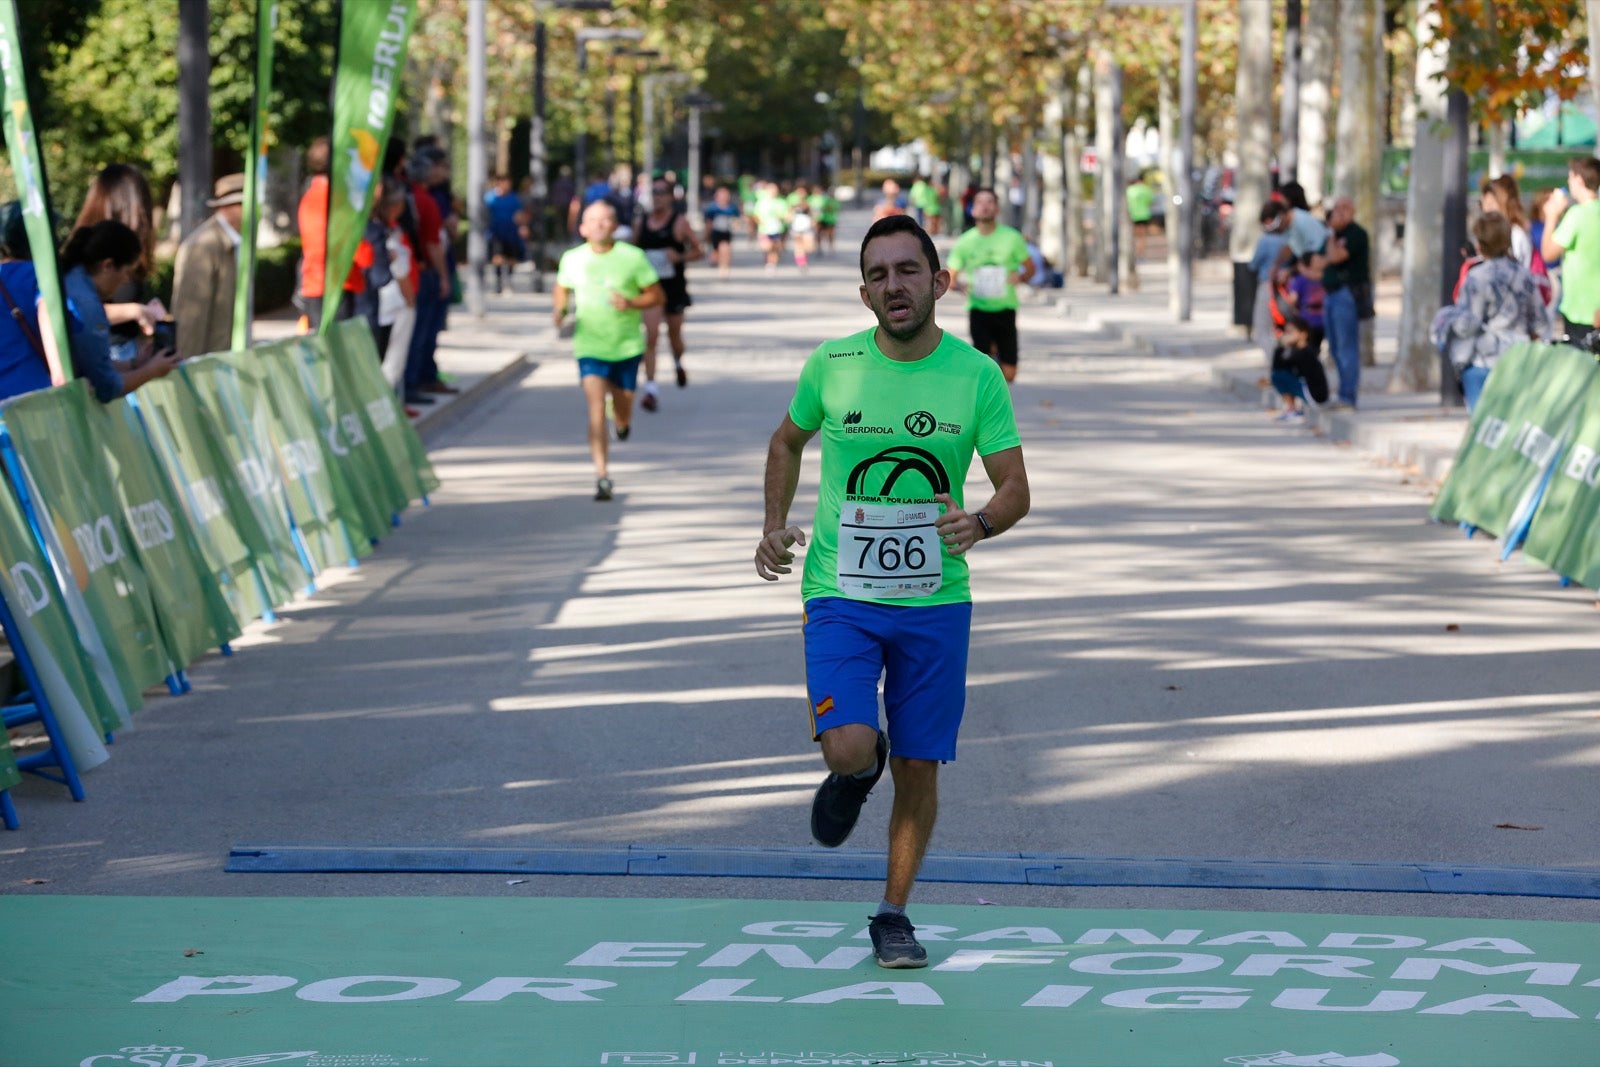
[0, 0, 71, 381]
[232, 0, 277, 351]
[321, 0, 415, 330]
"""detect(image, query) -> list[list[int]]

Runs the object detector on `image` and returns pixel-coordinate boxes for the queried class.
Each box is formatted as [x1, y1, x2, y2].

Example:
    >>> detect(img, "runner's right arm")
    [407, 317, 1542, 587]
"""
[756, 414, 817, 581]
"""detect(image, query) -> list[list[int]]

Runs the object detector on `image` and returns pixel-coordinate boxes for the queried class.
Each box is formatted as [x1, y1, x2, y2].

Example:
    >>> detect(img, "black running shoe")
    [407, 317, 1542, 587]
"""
[615, 424, 631, 441]
[809, 731, 887, 847]
[868, 912, 927, 968]
[594, 478, 614, 501]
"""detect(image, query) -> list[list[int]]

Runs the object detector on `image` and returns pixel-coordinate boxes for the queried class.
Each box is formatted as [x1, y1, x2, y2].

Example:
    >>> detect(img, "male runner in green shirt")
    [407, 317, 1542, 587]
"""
[756, 215, 1031, 969]
[947, 187, 1033, 383]
[553, 200, 664, 501]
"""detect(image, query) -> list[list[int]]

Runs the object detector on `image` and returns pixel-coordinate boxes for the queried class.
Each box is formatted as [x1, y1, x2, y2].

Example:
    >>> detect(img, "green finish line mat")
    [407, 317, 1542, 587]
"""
[4, 896, 1600, 1066]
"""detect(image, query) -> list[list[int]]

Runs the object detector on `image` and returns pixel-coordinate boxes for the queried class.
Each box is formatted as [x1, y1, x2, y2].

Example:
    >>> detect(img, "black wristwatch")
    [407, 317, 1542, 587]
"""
[974, 511, 995, 539]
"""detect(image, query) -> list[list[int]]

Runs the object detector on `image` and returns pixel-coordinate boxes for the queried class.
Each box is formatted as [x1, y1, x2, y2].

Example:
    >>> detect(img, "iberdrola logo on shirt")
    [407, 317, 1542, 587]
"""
[846, 446, 950, 501]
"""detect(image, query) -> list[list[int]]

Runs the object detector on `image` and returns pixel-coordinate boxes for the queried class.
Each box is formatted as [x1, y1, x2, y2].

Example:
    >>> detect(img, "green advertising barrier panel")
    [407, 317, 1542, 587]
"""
[290, 335, 396, 541]
[252, 340, 369, 569]
[2, 383, 170, 714]
[138, 377, 273, 626]
[312, 327, 409, 514]
[1524, 368, 1600, 587]
[6, 895, 1600, 1066]
[87, 398, 240, 666]
[182, 355, 314, 595]
[329, 317, 438, 502]
[0, 460, 118, 766]
[1429, 343, 1597, 536]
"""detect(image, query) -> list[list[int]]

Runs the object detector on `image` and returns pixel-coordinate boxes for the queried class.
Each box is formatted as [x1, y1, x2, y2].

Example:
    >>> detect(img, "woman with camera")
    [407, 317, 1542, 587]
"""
[51, 220, 180, 402]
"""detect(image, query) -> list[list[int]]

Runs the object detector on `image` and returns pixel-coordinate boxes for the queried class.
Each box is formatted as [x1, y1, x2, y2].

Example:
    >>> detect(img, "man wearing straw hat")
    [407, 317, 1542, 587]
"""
[172, 173, 246, 359]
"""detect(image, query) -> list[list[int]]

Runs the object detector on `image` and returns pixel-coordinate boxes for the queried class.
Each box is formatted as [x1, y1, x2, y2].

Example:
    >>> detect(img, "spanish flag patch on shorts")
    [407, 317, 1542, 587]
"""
[814, 695, 835, 717]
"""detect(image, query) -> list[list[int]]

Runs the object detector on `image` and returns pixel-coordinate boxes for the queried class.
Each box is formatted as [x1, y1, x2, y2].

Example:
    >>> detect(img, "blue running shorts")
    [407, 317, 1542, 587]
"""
[577, 355, 643, 391]
[802, 596, 973, 762]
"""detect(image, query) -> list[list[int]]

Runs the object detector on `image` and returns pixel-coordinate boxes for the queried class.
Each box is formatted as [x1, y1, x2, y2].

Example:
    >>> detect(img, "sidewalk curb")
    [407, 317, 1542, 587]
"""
[416, 353, 536, 446]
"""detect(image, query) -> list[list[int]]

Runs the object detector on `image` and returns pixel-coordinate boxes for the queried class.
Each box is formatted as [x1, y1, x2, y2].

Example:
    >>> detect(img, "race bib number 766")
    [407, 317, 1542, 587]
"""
[836, 496, 942, 599]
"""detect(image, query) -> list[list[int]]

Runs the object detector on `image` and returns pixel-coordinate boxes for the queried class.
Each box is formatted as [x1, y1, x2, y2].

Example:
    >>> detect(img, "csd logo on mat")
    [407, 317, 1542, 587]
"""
[78, 1047, 317, 1067]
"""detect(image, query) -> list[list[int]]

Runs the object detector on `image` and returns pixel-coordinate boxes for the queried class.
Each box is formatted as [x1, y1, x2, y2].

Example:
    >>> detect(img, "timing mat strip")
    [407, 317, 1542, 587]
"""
[225, 843, 1600, 899]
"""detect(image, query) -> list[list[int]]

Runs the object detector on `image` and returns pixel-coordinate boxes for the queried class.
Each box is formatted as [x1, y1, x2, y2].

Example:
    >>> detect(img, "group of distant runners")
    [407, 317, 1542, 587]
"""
[550, 174, 1037, 970]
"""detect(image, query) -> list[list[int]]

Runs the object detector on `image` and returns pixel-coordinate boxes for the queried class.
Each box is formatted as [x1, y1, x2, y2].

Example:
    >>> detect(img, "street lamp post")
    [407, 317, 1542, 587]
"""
[684, 92, 719, 223]
[466, 0, 487, 316]
[528, 2, 617, 292]
[574, 27, 644, 200]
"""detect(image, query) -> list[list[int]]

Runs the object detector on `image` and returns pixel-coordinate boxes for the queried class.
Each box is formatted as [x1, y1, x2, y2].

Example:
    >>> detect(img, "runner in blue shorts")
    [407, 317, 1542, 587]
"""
[755, 214, 1032, 969]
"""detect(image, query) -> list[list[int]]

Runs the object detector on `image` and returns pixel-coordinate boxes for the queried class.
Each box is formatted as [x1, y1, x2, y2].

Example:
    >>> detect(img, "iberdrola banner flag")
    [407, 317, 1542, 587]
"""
[0, 0, 71, 382]
[320, 0, 415, 331]
[232, 0, 277, 352]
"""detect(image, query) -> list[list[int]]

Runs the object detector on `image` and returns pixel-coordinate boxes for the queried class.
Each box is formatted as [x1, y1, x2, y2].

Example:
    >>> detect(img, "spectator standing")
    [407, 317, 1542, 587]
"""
[171, 173, 245, 359]
[1480, 174, 1533, 269]
[401, 144, 455, 405]
[1435, 212, 1546, 411]
[296, 137, 368, 331]
[1321, 195, 1370, 409]
[0, 202, 52, 402]
[359, 176, 408, 357]
[549, 165, 576, 245]
[873, 179, 907, 222]
[1250, 203, 1290, 356]
[70, 164, 165, 362]
[56, 221, 179, 401]
[1540, 156, 1600, 347]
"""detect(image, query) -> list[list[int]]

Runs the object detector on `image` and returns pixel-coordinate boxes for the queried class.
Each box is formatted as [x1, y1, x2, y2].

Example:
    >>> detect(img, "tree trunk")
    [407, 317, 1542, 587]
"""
[1040, 82, 1066, 268]
[1230, 0, 1273, 263]
[1393, 0, 1446, 393]
[1022, 126, 1041, 238]
[1297, 0, 1336, 204]
[1280, 0, 1302, 185]
[1094, 53, 1119, 288]
[1336, 0, 1384, 366]
[1160, 68, 1178, 302]
[1591, 0, 1600, 159]
[1072, 65, 1093, 277]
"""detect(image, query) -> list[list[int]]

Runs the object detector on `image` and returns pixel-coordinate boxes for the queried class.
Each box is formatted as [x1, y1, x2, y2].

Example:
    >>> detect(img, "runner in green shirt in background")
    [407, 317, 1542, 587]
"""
[947, 187, 1033, 384]
[1543, 156, 1600, 347]
[1126, 170, 1156, 263]
[816, 187, 840, 254]
[553, 201, 665, 501]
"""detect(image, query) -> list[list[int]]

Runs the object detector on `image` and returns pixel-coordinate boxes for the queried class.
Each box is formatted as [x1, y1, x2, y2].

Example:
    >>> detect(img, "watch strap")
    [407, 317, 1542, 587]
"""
[975, 511, 995, 539]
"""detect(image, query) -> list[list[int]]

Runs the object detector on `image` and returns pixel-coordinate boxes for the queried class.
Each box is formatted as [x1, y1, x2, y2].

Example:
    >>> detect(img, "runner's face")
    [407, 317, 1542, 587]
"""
[582, 204, 618, 244]
[972, 191, 999, 221]
[859, 232, 949, 341]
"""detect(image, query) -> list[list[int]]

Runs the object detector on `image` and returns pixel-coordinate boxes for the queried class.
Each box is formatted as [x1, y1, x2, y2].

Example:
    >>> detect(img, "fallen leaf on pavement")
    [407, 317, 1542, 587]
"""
[1494, 823, 1542, 831]
[1444, 624, 1460, 632]
[976, 898, 997, 906]
[1164, 685, 1182, 691]
[183, 948, 203, 957]
[21, 878, 46, 885]
[1039, 399, 1055, 408]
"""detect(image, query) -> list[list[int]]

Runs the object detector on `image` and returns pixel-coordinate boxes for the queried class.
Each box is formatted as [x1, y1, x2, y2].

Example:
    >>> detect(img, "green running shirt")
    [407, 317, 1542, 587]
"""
[948, 224, 1031, 312]
[787, 328, 1021, 607]
[555, 242, 660, 361]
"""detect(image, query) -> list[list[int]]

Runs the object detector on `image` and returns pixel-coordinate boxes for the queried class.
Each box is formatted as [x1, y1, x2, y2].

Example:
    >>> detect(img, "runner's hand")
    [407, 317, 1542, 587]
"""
[755, 526, 806, 581]
[933, 493, 978, 556]
[610, 291, 631, 310]
[552, 308, 567, 329]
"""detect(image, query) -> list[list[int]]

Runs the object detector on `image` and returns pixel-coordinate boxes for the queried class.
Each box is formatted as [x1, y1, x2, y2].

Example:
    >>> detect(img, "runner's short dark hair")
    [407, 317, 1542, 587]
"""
[860, 215, 940, 279]
[974, 186, 999, 201]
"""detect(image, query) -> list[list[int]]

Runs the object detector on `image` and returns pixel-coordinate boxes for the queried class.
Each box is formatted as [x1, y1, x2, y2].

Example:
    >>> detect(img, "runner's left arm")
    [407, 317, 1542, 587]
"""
[675, 215, 705, 264]
[933, 447, 1029, 556]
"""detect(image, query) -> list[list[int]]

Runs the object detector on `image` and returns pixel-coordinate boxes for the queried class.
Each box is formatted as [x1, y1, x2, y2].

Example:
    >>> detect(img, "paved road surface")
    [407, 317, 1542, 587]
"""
[5, 216, 1599, 926]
